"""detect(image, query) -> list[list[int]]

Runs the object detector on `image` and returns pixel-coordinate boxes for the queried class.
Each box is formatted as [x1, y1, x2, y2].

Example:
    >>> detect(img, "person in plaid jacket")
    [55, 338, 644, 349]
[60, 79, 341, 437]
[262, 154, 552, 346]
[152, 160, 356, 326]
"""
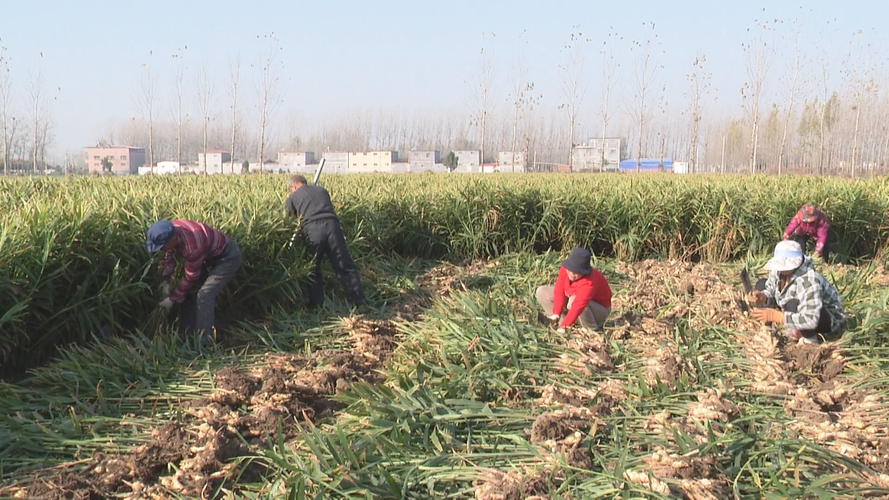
[747, 240, 846, 344]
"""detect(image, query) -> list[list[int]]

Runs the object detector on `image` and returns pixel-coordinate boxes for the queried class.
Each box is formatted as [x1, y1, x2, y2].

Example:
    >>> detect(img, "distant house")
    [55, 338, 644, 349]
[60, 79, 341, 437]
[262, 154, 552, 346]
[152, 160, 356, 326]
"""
[278, 151, 316, 173]
[498, 151, 527, 172]
[197, 149, 232, 174]
[83, 146, 146, 175]
[408, 150, 440, 167]
[322, 151, 349, 174]
[618, 158, 673, 173]
[138, 161, 179, 176]
[572, 138, 624, 172]
[453, 150, 480, 172]
[348, 151, 396, 173]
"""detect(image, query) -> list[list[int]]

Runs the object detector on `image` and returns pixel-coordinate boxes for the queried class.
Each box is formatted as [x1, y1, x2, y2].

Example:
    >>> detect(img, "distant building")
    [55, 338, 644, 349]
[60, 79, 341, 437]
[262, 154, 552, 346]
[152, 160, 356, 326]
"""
[571, 137, 624, 172]
[322, 151, 349, 174]
[408, 150, 440, 167]
[197, 149, 232, 174]
[138, 161, 179, 176]
[348, 151, 396, 173]
[618, 158, 673, 173]
[673, 161, 689, 174]
[84, 146, 146, 175]
[498, 151, 527, 172]
[453, 150, 480, 172]
[277, 151, 316, 173]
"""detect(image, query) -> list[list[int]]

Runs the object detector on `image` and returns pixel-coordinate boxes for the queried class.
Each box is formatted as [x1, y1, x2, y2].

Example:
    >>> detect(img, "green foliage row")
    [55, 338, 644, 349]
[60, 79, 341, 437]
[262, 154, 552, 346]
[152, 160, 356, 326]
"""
[1, 173, 888, 372]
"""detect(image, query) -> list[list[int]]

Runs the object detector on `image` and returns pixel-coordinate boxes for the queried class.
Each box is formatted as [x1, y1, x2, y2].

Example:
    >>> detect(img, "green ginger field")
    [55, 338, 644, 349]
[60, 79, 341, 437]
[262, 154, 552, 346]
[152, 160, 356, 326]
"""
[1, 173, 889, 499]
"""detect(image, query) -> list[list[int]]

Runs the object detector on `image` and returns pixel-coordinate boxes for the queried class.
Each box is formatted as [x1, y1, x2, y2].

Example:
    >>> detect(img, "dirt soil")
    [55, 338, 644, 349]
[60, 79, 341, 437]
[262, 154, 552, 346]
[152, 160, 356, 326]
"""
[4, 259, 881, 499]
[6, 317, 397, 499]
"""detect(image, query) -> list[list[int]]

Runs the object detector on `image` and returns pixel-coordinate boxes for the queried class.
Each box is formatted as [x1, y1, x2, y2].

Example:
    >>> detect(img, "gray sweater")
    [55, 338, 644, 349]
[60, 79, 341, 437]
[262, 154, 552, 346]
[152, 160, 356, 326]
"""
[284, 185, 339, 225]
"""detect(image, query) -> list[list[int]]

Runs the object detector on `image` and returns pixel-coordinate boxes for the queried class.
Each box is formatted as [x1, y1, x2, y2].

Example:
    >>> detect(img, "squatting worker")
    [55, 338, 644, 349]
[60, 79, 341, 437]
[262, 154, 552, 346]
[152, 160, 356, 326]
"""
[536, 247, 612, 333]
[784, 204, 830, 262]
[146, 219, 242, 347]
[285, 174, 365, 308]
[747, 240, 846, 345]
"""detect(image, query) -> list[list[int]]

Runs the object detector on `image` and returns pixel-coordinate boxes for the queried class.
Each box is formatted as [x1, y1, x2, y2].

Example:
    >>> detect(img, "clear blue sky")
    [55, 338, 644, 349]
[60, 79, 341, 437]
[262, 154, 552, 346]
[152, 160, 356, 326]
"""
[0, 0, 883, 161]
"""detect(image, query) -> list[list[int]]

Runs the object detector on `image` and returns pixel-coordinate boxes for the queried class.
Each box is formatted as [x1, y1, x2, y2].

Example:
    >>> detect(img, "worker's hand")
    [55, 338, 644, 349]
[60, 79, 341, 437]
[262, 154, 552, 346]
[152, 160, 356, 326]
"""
[782, 233, 791, 240]
[159, 281, 170, 297]
[752, 307, 784, 324]
[556, 327, 566, 334]
[746, 291, 766, 306]
[158, 297, 174, 312]
[812, 252, 823, 264]
[548, 314, 560, 321]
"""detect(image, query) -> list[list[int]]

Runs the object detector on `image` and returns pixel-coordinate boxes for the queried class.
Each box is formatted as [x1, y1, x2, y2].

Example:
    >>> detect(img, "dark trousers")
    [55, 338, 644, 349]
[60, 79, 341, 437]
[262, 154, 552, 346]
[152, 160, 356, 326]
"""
[793, 234, 830, 262]
[181, 239, 242, 335]
[755, 278, 831, 341]
[302, 219, 365, 308]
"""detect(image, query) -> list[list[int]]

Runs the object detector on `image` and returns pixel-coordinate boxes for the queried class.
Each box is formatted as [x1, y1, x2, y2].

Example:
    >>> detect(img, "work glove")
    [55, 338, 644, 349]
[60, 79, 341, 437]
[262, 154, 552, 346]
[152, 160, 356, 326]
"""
[548, 314, 560, 321]
[746, 291, 766, 306]
[159, 281, 170, 297]
[752, 307, 784, 325]
[556, 327, 566, 334]
[159, 297, 174, 312]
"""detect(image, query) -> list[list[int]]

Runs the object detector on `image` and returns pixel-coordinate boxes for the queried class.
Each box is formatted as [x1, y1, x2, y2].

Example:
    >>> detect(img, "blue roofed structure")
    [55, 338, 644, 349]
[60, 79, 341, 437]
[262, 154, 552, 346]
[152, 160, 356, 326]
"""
[618, 158, 673, 173]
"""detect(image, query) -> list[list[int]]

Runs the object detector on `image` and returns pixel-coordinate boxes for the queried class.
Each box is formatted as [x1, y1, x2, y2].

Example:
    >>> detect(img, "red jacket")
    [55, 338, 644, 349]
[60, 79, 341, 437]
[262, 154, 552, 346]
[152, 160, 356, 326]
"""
[783, 209, 829, 253]
[161, 220, 230, 303]
[552, 267, 612, 327]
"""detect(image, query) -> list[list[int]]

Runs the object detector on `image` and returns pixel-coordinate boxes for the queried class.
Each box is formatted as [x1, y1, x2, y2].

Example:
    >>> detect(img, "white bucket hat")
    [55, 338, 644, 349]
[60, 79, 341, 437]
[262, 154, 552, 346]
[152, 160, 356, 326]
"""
[765, 240, 804, 272]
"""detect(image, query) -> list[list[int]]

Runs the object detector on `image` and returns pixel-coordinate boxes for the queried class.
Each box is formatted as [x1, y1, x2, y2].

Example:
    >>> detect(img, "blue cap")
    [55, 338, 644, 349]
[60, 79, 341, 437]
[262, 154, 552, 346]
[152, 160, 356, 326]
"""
[146, 220, 175, 252]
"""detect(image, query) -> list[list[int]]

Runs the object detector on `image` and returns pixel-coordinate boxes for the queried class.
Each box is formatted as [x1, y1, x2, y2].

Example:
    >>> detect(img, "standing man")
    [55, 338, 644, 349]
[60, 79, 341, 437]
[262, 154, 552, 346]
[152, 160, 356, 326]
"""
[285, 174, 365, 309]
[146, 219, 242, 347]
[536, 247, 612, 333]
[783, 204, 830, 262]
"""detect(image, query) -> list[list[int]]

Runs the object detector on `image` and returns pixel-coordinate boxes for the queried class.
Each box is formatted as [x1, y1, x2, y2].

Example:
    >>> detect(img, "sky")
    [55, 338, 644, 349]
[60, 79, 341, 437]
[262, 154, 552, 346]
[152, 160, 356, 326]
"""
[0, 0, 885, 162]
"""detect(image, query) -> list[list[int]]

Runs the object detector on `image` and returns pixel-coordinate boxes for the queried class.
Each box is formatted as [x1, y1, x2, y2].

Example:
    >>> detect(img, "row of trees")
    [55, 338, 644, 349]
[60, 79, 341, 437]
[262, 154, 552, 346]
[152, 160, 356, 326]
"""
[3, 18, 889, 176]
[0, 43, 54, 175]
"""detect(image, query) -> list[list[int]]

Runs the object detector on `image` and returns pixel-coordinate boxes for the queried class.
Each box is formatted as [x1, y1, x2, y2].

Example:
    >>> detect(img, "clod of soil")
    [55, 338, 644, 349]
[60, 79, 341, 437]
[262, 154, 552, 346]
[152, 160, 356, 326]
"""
[474, 468, 554, 500]
[530, 412, 592, 444]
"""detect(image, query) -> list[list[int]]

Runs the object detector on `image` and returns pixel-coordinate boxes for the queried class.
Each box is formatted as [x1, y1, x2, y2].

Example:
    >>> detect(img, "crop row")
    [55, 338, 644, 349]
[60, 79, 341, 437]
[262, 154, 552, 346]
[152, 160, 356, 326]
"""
[0, 173, 887, 372]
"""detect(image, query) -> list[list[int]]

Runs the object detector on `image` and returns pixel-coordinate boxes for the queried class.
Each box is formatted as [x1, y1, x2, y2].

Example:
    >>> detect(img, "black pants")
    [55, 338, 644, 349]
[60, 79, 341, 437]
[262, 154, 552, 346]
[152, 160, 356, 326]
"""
[793, 234, 830, 262]
[755, 278, 831, 340]
[302, 218, 365, 308]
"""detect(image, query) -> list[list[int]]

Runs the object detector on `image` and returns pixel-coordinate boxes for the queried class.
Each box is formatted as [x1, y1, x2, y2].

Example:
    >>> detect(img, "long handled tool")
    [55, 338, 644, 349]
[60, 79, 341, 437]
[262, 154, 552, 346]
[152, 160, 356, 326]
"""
[736, 268, 753, 312]
[312, 158, 326, 185]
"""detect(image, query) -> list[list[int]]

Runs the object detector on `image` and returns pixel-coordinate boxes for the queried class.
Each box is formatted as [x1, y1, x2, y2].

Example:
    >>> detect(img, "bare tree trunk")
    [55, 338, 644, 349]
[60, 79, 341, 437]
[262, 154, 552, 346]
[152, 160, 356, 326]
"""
[630, 23, 662, 172]
[778, 21, 806, 176]
[599, 29, 619, 173]
[172, 48, 185, 175]
[741, 17, 776, 175]
[559, 28, 586, 170]
[469, 37, 496, 170]
[256, 34, 283, 175]
[687, 53, 711, 174]
[140, 65, 158, 174]
[196, 64, 215, 174]
[229, 54, 241, 174]
[29, 71, 44, 174]
[0, 43, 10, 175]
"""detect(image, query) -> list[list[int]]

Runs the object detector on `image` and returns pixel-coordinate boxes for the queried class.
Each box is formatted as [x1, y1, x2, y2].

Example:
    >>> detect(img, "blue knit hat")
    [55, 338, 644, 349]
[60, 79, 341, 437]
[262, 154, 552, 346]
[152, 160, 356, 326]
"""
[146, 220, 175, 252]
[562, 247, 593, 275]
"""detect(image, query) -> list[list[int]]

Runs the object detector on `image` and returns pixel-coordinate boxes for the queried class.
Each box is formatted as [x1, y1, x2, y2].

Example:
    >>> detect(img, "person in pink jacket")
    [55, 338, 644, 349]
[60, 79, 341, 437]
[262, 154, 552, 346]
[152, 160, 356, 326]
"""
[783, 204, 830, 262]
[536, 247, 612, 333]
